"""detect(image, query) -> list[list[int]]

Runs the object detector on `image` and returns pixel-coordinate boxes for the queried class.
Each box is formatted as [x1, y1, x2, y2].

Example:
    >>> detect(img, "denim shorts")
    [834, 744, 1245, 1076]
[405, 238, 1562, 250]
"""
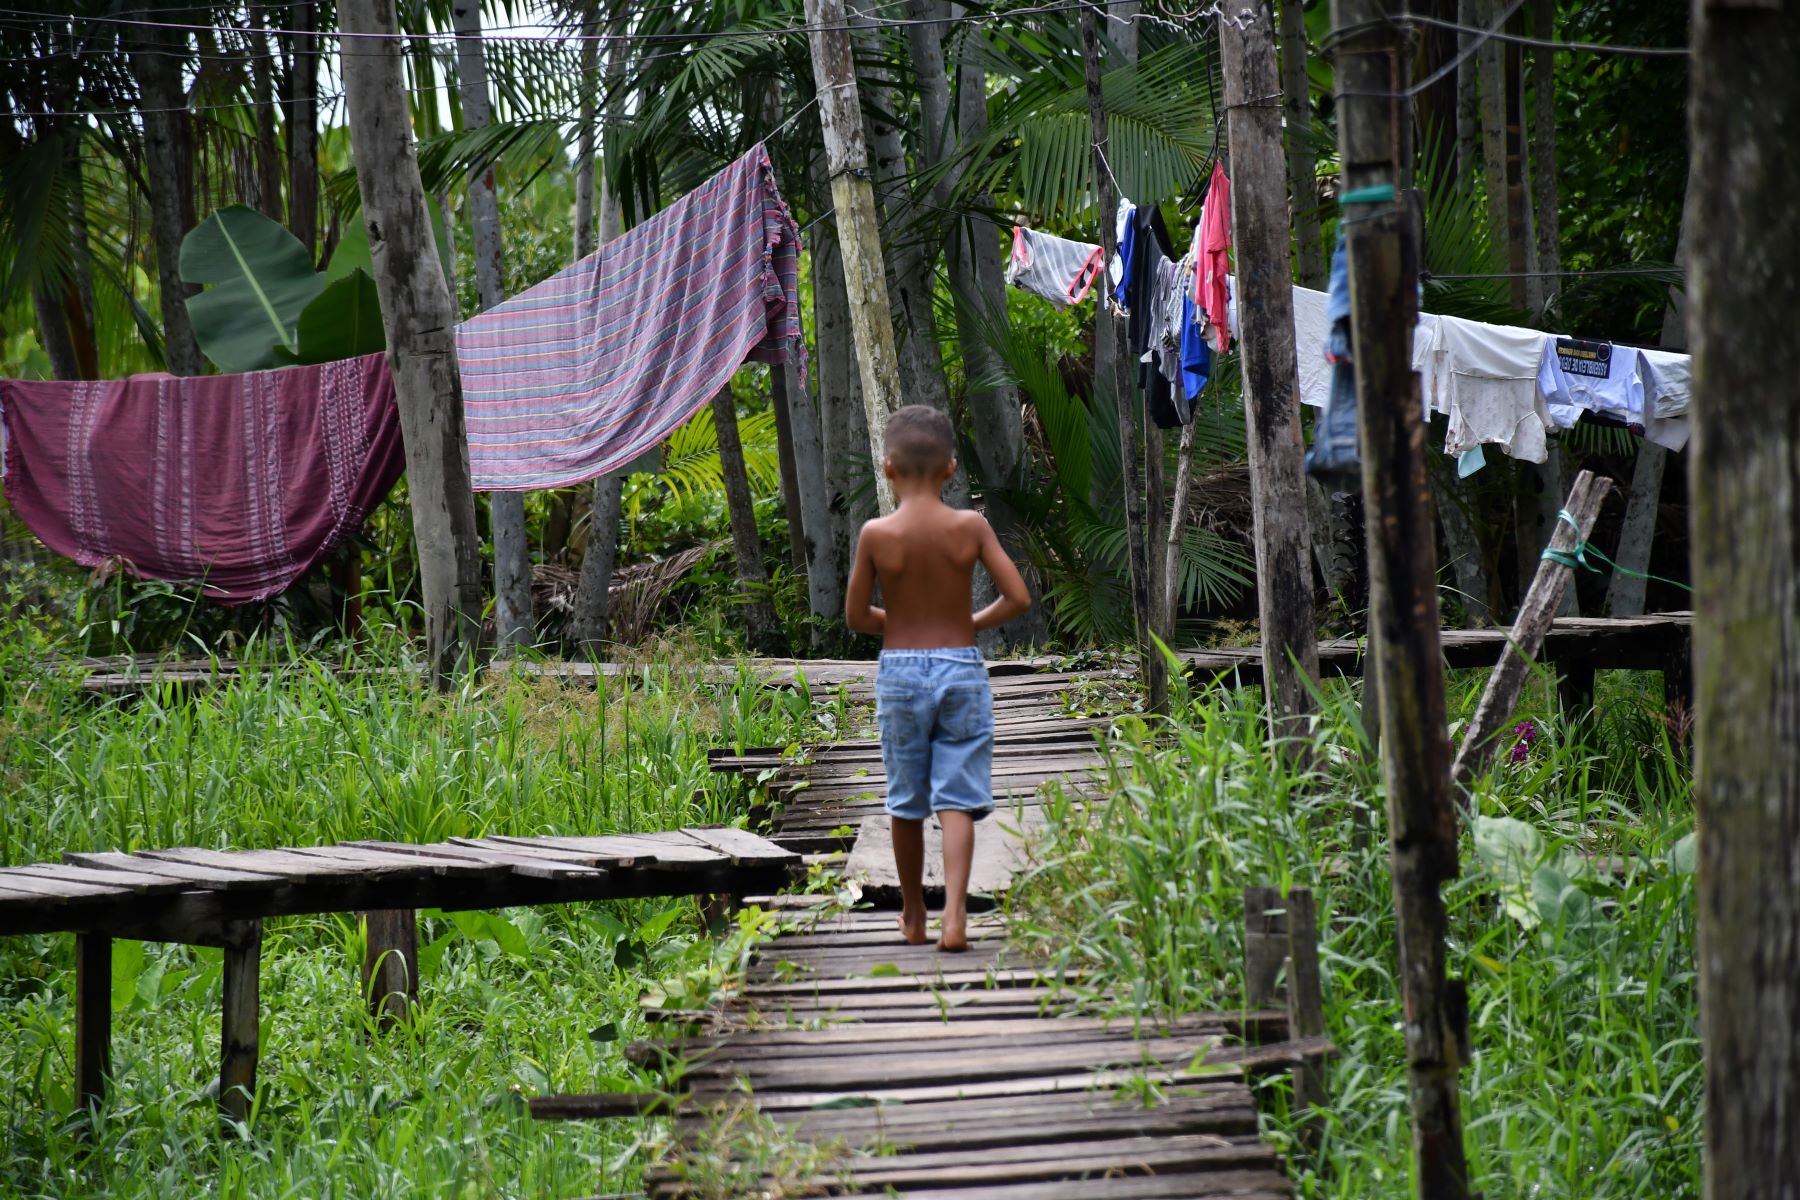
[875, 647, 994, 822]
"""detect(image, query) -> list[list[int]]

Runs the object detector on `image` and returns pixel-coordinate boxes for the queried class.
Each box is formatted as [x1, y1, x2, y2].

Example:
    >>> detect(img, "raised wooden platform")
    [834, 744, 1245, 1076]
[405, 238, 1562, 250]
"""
[0, 827, 801, 1124]
[1181, 612, 1692, 708]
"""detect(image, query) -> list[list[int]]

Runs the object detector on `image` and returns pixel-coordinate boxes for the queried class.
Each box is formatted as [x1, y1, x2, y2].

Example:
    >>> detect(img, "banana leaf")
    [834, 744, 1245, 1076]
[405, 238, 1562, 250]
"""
[180, 204, 325, 372]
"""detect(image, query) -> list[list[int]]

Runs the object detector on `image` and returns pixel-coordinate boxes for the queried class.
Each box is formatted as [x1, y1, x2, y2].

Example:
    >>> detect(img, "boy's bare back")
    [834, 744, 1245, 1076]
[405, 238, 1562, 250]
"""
[856, 504, 988, 649]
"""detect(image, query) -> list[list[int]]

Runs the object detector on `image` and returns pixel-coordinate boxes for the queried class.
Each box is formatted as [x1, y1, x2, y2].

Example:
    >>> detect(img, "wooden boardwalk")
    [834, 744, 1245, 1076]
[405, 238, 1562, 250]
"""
[589, 664, 1325, 1198]
[54, 611, 1690, 703]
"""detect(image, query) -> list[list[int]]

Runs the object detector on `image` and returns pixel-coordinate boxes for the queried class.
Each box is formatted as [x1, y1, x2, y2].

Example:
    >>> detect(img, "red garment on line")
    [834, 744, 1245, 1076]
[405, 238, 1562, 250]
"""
[1195, 160, 1233, 355]
[1, 353, 402, 604]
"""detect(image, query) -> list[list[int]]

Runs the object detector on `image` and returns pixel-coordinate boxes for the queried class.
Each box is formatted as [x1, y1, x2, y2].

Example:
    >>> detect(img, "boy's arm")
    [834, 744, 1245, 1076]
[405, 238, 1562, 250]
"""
[844, 524, 887, 636]
[972, 517, 1032, 632]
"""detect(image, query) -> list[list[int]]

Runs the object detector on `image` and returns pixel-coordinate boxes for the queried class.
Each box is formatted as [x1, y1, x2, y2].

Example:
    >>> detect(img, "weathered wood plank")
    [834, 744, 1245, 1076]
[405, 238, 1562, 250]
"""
[64, 851, 286, 889]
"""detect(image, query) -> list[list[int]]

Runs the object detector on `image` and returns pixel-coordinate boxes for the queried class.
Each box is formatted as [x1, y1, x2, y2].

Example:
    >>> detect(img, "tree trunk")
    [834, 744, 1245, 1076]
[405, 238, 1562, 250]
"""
[1333, 0, 1471, 1192]
[1279, 0, 1325, 289]
[567, 5, 631, 651]
[1107, 0, 1139, 63]
[1163, 422, 1198, 627]
[1410, 0, 1460, 188]
[1475, 0, 1511, 293]
[31, 283, 81, 381]
[1081, 5, 1163, 710]
[1527, 0, 1560, 318]
[127, 10, 204, 376]
[1434, 465, 1492, 626]
[770, 363, 808, 574]
[854, 9, 968, 511]
[1689, 4, 1800, 1193]
[249, 5, 284, 223]
[1223, 0, 1322, 744]
[1501, 8, 1529, 308]
[712, 386, 786, 654]
[1455, 0, 1479, 182]
[572, 8, 599, 262]
[338, 0, 485, 685]
[809, 206, 864, 623]
[283, 0, 320, 259]
[452, 0, 533, 653]
[1608, 181, 1692, 618]
[805, 0, 905, 516]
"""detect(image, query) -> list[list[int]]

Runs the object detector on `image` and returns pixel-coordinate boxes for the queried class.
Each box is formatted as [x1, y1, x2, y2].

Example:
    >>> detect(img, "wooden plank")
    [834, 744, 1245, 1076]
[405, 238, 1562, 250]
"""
[680, 827, 800, 864]
[489, 833, 712, 866]
[816, 1134, 1276, 1189]
[64, 850, 286, 889]
[528, 1092, 670, 1120]
[136, 846, 370, 882]
[0, 870, 135, 900]
[829, 1170, 1291, 1200]
[739, 966, 1062, 996]
[676, 1033, 1224, 1090]
[354, 841, 605, 880]
[1285, 888, 1327, 1135]
[842, 810, 1046, 900]
[288, 844, 505, 877]
[8, 862, 191, 895]
[686, 1060, 1242, 1110]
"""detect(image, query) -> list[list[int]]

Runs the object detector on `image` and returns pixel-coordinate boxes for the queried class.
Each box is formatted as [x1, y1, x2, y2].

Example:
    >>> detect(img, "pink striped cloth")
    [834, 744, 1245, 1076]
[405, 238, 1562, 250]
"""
[0, 354, 402, 604]
[456, 143, 805, 490]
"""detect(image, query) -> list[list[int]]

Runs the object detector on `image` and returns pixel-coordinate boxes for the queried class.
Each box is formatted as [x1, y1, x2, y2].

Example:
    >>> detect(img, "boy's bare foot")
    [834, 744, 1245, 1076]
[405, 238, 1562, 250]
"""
[897, 908, 929, 945]
[937, 912, 968, 953]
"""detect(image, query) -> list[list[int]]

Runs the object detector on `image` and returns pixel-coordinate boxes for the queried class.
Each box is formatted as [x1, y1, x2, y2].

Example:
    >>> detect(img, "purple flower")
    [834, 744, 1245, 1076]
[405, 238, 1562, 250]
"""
[1509, 720, 1538, 764]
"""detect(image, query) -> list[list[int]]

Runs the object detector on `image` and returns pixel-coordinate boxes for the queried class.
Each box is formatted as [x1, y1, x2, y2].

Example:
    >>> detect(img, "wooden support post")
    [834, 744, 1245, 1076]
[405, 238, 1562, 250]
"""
[1284, 888, 1327, 1129]
[1331, 1, 1471, 1195]
[803, 0, 900, 515]
[219, 919, 262, 1129]
[1450, 469, 1611, 785]
[1079, 3, 1165, 712]
[361, 908, 418, 1032]
[74, 932, 111, 1112]
[1220, 0, 1321, 749]
[1556, 657, 1596, 717]
[1242, 885, 1287, 1009]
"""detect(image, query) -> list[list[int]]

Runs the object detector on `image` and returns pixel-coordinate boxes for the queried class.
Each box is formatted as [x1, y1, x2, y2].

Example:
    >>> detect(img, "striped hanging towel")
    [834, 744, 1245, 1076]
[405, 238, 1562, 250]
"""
[456, 144, 806, 491]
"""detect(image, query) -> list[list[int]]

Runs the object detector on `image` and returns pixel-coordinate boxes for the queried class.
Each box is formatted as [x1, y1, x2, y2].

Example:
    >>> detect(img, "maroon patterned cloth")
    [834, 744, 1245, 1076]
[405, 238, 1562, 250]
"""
[1, 353, 402, 604]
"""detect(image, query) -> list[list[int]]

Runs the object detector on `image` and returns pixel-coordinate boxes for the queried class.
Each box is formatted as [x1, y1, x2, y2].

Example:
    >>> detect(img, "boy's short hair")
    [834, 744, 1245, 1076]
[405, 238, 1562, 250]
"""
[883, 405, 956, 477]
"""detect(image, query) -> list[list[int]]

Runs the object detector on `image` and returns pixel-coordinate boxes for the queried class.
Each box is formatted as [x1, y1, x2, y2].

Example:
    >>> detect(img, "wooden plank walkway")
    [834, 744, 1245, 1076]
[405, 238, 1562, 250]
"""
[585, 664, 1323, 1198]
[53, 611, 1690, 702]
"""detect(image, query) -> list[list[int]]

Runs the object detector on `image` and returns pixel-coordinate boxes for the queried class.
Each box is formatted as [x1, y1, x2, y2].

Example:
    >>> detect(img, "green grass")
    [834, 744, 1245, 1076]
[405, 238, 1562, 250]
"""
[1005, 666, 1700, 1198]
[0, 627, 823, 1198]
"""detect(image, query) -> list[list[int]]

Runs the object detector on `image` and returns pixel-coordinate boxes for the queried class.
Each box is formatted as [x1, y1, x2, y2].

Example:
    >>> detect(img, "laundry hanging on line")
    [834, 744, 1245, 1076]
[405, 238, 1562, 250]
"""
[0, 145, 806, 599]
[0, 355, 402, 604]
[458, 144, 805, 491]
[1004, 227, 1106, 308]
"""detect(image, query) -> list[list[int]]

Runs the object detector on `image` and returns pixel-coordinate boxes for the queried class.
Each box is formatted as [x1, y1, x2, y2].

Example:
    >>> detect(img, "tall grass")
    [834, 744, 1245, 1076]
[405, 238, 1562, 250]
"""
[1007, 668, 1700, 1199]
[0, 624, 820, 1198]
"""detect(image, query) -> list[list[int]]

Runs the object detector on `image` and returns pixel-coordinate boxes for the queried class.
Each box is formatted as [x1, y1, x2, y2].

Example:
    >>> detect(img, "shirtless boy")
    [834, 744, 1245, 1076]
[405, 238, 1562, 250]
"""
[844, 405, 1032, 951]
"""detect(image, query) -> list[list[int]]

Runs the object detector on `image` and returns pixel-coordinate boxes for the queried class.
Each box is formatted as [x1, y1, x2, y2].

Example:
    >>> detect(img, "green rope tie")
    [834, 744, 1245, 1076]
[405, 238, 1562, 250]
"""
[1540, 509, 1693, 592]
[1339, 184, 1396, 206]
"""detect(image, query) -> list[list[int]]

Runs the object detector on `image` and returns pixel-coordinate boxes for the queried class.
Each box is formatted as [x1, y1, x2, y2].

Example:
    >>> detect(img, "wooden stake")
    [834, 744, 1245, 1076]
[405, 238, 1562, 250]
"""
[1078, 4, 1164, 711]
[1330, 1, 1471, 1194]
[361, 908, 418, 1032]
[803, 0, 901, 515]
[220, 919, 262, 1129]
[1220, 1, 1321, 749]
[1284, 888, 1327, 1126]
[1242, 885, 1287, 1009]
[74, 932, 111, 1112]
[338, 0, 485, 686]
[1450, 469, 1611, 786]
